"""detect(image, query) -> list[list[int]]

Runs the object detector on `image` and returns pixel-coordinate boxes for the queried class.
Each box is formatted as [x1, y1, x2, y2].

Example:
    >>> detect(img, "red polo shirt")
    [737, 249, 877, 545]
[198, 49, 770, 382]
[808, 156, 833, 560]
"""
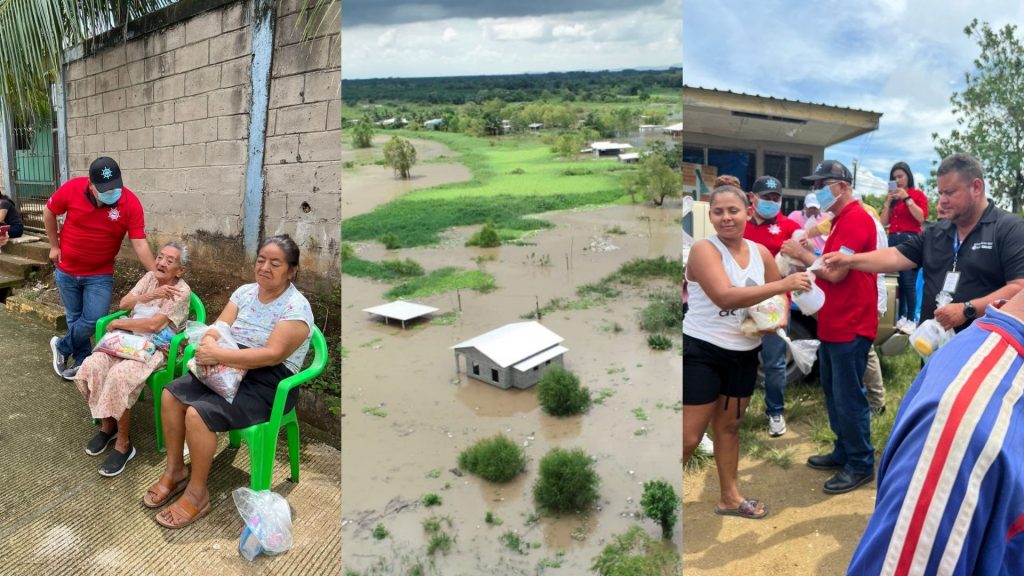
[45, 176, 146, 276]
[888, 187, 928, 233]
[817, 200, 878, 342]
[743, 214, 802, 256]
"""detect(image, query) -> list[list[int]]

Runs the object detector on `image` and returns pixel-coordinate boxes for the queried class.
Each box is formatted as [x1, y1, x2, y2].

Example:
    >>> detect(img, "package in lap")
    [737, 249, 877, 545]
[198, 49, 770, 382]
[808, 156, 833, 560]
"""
[94, 331, 158, 361]
[187, 320, 246, 403]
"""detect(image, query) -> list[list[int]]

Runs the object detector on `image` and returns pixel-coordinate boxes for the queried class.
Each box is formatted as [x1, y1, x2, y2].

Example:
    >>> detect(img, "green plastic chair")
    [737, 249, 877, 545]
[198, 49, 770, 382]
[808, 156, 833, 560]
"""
[181, 325, 328, 490]
[94, 291, 206, 453]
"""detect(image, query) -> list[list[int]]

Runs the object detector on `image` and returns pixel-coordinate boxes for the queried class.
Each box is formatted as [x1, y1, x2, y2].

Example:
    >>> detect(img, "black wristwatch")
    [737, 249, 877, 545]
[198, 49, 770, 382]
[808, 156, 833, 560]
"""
[963, 300, 977, 320]
[904, 197, 914, 205]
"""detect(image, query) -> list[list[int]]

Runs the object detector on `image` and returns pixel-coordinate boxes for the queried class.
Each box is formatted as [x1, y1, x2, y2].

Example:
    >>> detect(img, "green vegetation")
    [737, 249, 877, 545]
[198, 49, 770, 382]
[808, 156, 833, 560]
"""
[427, 532, 453, 556]
[362, 405, 387, 418]
[591, 526, 680, 576]
[385, 267, 495, 299]
[342, 258, 425, 281]
[647, 334, 673, 350]
[640, 291, 683, 334]
[632, 407, 648, 421]
[536, 367, 591, 416]
[351, 118, 374, 148]
[465, 222, 502, 247]
[381, 232, 401, 250]
[457, 434, 527, 483]
[383, 136, 417, 179]
[640, 480, 680, 539]
[533, 447, 600, 513]
[500, 531, 526, 554]
[371, 523, 389, 540]
[484, 511, 503, 526]
[422, 493, 442, 507]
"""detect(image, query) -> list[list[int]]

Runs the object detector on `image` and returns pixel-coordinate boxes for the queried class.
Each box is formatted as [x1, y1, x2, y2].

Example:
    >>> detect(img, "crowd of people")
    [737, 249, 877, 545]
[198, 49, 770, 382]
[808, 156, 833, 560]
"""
[40, 157, 315, 529]
[684, 153, 1024, 570]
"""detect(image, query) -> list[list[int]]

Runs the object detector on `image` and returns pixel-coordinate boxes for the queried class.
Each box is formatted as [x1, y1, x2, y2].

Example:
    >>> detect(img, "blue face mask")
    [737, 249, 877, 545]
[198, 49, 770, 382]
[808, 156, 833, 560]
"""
[755, 199, 781, 219]
[814, 183, 837, 213]
[96, 188, 121, 205]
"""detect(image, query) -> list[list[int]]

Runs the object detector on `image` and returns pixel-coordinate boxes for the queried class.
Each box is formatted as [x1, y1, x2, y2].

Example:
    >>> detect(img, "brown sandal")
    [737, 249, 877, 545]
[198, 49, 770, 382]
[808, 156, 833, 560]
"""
[143, 474, 188, 509]
[155, 495, 211, 529]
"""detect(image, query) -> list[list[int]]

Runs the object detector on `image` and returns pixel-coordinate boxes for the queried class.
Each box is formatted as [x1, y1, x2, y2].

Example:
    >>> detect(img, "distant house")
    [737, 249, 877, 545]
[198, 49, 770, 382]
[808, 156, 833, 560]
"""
[590, 141, 633, 157]
[639, 124, 662, 133]
[663, 122, 683, 139]
[528, 123, 544, 131]
[501, 120, 513, 132]
[377, 117, 408, 128]
[451, 321, 568, 390]
[423, 118, 444, 130]
[618, 152, 640, 163]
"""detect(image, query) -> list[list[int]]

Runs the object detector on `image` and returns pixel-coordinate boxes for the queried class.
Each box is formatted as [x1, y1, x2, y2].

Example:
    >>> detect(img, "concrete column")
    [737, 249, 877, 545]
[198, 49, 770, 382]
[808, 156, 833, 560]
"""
[243, 0, 276, 257]
[0, 100, 15, 200]
[53, 70, 70, 183]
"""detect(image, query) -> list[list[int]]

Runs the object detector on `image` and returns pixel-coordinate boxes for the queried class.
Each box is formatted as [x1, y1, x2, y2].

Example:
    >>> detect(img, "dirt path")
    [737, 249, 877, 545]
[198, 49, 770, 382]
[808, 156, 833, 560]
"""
[683, 419, 875, 575]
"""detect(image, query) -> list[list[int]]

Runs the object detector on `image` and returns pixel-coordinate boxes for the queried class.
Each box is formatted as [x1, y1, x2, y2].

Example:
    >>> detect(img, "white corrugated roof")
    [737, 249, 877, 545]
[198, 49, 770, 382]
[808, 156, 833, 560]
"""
[451, 321, 564, 368]
[363, 300, 439, 322]
[513, 345, 569, 372]
[664, 122, 683, 131]
[591, 141, 633, 151]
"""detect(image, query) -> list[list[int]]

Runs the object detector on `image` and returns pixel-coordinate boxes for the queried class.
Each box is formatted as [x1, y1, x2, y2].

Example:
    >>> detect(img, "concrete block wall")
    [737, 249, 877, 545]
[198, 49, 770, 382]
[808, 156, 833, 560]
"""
[263, 0, 341, 279]
[65, 4, 251, 241]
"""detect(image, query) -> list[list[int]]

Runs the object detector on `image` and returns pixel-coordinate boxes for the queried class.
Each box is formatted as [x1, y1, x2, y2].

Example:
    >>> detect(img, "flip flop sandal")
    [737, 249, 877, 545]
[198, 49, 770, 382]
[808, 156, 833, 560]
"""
[143, 474, 189, 509]
[714, 498, 768, 519]
[155, 496, 211, 529]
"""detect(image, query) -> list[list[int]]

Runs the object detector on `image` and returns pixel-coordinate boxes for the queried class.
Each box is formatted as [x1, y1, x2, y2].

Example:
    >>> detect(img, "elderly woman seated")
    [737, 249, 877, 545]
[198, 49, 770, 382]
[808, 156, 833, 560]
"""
[75, 241, 191, 477]
[143, 234, 313, 529]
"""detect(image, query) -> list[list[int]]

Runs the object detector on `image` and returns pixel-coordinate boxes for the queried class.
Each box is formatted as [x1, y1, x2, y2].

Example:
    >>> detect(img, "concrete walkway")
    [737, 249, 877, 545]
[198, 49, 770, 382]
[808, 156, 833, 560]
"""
[0, 307, 340, 574]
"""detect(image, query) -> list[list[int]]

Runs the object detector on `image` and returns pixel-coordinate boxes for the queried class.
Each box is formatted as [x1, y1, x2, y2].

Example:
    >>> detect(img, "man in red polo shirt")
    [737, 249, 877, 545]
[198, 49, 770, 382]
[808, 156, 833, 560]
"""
[44, 157, 155, 380]
[744, 175, 802, 437]
[793, 160, 878, 494]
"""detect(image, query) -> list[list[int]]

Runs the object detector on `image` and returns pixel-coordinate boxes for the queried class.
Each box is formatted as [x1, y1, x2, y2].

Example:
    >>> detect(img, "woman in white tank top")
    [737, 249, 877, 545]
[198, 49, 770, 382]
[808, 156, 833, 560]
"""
[683, 185, 811, 519]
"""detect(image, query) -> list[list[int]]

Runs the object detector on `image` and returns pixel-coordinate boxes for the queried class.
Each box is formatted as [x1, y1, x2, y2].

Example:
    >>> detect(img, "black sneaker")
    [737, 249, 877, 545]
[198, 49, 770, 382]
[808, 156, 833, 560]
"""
[50, 336, 67, 377]
[806, 453, 843, 471]
[85, 429, 118, 456]
[823, 469, 875, 494]
[99, 445, 136, 477]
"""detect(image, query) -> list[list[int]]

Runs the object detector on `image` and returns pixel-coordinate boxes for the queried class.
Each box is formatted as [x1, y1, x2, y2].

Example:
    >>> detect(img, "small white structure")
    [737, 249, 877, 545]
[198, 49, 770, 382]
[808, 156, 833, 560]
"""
[591, 141, 633, 157]
[528, 122, 544, 130]
[423, 118, 444, 130]
[451, 321, 568, 390]
[363, 300, 439, 329]
[618, 152, 640, 163]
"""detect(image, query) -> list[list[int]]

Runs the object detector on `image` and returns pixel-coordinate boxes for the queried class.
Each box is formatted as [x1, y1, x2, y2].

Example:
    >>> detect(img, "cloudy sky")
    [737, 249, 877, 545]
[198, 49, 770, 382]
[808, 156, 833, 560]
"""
[684, 0, 1024, 196]
[342, 0, 682, 79]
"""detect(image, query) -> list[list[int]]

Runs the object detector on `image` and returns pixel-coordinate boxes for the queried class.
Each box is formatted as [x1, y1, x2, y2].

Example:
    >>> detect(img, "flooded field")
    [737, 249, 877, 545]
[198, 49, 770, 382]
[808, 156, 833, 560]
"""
[341, 135, 472, 218]
[341, 202, 683, 574]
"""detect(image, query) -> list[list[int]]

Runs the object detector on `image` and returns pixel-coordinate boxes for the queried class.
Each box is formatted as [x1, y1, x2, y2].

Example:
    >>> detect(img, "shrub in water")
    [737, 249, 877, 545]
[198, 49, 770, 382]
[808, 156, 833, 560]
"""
[381, 232, 401, 250]
[458, 434, 526, 483]
[537, 367, 591, 416]
[381, 258, 425, 277]
[466, 223, 502, 248]
[533, 447, 600, 513]
[647, 334, 672, 350]
[640, 479, 680, 539]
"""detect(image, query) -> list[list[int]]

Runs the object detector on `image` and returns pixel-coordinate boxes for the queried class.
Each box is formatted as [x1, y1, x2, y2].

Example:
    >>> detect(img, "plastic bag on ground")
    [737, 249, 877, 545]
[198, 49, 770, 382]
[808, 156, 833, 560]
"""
[775, 328, 820, 375]
[233, 487, 294, 561]
[187, 320, 247, 403]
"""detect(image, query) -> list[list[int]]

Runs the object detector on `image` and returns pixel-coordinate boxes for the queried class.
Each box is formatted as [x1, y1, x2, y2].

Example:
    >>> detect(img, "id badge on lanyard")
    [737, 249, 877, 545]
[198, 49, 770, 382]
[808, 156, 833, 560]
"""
[941, 234, 963, 301]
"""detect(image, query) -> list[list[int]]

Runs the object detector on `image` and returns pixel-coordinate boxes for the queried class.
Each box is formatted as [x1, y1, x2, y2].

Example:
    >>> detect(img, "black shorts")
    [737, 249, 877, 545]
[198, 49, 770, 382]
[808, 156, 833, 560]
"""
[683, 334, 761, 405]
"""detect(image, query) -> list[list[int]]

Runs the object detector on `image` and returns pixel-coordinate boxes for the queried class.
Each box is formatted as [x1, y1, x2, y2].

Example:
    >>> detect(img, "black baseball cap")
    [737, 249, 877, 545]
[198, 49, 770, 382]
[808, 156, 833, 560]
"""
[88, 157, 123, 192]
[800, 160, 853, 186]
[751, 176, 783, 196]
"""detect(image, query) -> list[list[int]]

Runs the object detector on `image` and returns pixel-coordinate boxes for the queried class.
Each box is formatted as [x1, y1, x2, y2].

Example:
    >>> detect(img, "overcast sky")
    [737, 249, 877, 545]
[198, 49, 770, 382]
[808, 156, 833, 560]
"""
[342, 0, 682, 79]
[684, 0, 1024, 196]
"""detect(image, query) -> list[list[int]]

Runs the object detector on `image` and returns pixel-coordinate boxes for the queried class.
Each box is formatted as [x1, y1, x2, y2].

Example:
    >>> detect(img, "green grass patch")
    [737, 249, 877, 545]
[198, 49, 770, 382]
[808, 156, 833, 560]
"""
[500, 531, 526, 554]
[593, 388, 616, 405]
[430, 311, 458, 325]
[647, 334, 673, 350]
[385, 267, 495, 299]
[422, 493, 442, 507]
[640, 290, 683, 333]
[362, 405, 387, 418]
[342, 257, 425, 280]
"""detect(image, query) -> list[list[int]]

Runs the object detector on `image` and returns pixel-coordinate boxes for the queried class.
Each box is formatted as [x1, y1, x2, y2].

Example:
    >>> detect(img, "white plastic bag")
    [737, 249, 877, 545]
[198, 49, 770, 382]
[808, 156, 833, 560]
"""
[909, 319, 953, 358]
[233, 487, 294, 561]
[94, 330, 158, 361]
[748, 295, 787, 331]
[775, 328, 821, 375]
[187, 320, 247, 403]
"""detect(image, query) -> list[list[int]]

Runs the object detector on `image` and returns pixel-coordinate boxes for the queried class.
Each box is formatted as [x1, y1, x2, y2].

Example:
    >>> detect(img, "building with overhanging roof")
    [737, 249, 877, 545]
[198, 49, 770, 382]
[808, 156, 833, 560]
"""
[682, 85, 881, 214]
[451, 321, 568, 390]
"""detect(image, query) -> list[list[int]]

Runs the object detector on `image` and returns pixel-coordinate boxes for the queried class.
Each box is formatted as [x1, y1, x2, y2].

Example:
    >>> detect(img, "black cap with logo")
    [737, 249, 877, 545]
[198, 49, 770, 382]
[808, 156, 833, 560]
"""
[88, 157, 123, 192]
[751, 175, 783, 196]
[800, 160, 853, 186]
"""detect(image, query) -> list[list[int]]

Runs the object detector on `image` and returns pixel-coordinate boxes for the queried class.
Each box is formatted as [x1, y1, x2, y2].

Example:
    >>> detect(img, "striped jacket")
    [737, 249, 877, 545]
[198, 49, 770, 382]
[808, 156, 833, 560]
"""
[848, 305, 1024, 575]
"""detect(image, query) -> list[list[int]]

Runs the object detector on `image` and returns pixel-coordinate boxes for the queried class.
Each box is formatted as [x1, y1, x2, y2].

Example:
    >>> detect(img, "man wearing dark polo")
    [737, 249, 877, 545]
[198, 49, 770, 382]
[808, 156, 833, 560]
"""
[823, 153, 1024, 333]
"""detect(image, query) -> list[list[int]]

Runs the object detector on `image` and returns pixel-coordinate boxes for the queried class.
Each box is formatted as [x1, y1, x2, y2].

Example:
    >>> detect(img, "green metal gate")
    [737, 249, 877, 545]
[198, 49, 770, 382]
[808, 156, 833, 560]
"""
[10, 94, 59, 231]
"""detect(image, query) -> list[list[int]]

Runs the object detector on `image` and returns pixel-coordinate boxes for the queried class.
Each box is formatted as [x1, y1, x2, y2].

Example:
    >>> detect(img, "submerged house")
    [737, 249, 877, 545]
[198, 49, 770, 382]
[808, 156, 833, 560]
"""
[451, 321, 568, 390]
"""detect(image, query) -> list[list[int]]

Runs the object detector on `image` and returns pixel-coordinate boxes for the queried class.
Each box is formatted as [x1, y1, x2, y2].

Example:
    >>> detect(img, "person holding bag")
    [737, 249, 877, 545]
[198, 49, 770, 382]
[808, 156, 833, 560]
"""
[75, 242, 190, 477]
[143, 235, 314, 529]
[682, 184, 811, 519]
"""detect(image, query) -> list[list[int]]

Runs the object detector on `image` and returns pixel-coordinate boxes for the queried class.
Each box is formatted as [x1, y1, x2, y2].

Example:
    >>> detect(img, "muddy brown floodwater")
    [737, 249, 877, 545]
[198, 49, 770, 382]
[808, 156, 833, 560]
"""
[341, 135, 473, 218]
[683, 419, 876, 575]
[341, 202, 683, 574]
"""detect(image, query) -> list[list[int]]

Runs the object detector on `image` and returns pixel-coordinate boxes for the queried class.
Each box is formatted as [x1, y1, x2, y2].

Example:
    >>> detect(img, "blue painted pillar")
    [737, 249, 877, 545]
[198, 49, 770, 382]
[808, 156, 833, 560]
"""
[243, 0, 276, 257]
